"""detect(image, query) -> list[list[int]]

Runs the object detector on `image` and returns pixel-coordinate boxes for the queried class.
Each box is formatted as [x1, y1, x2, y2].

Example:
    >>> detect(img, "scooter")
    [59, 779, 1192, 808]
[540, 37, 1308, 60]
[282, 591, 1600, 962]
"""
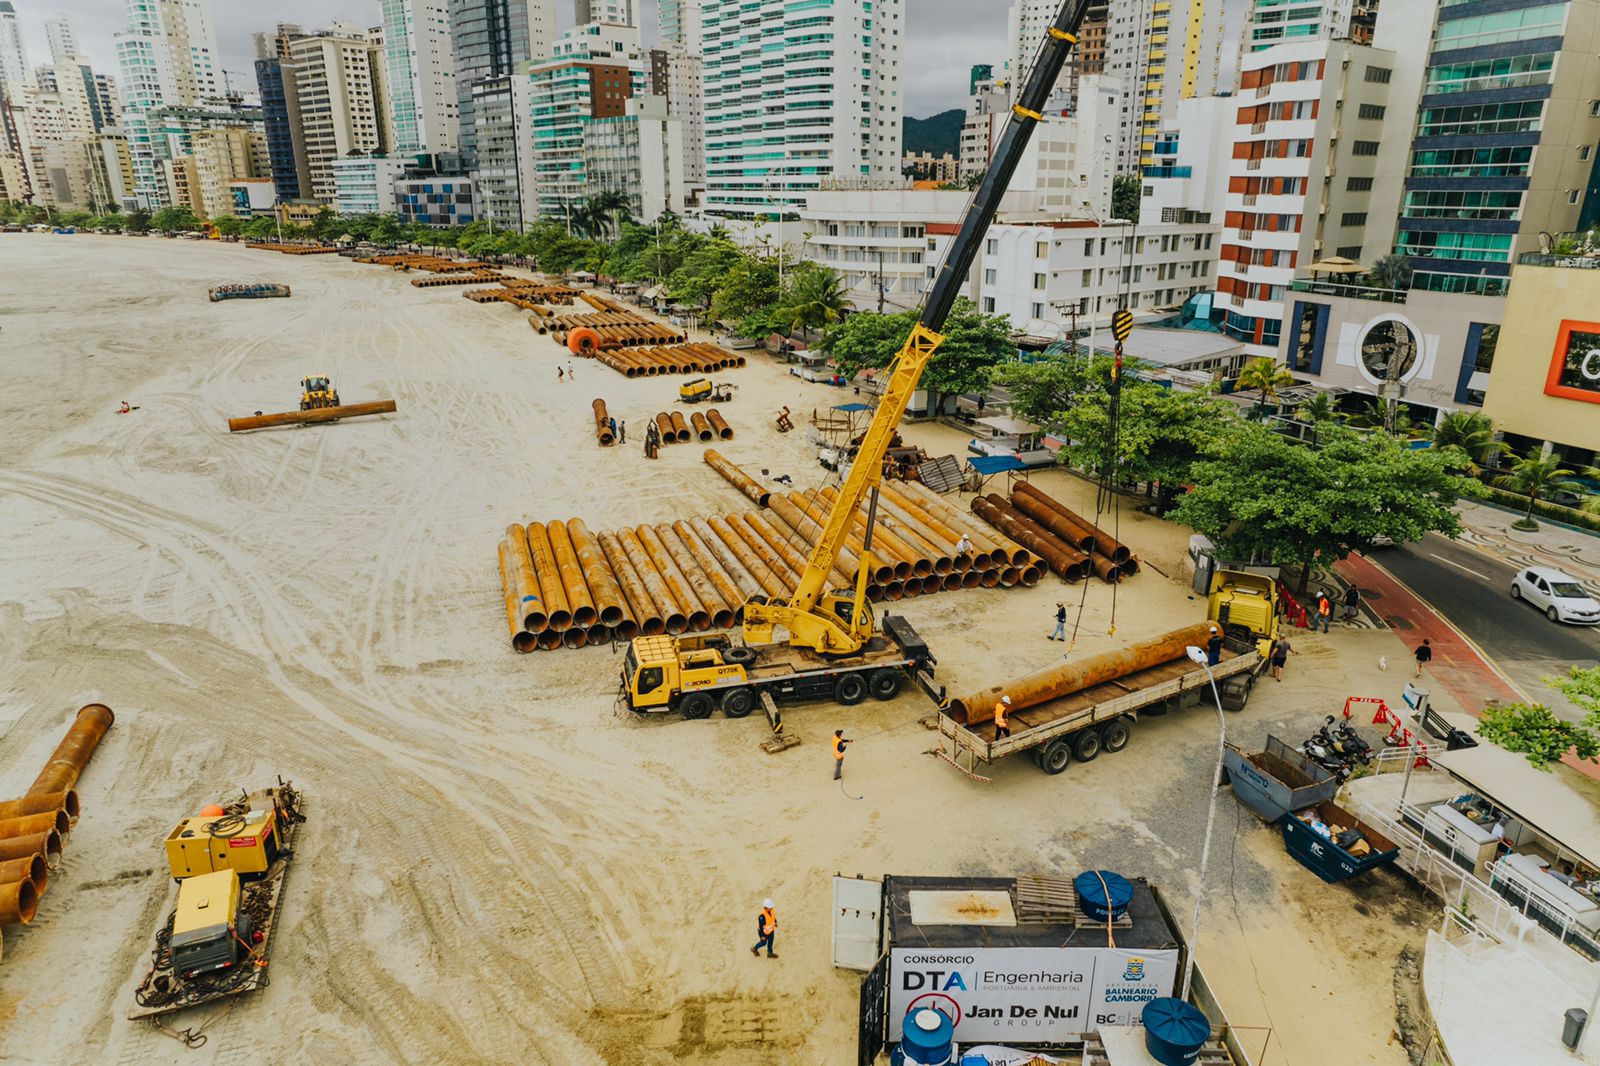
[1317, 716, 1371, 765]
[1333, 717, 1373, 762]
[1299, 734, 1352, 784]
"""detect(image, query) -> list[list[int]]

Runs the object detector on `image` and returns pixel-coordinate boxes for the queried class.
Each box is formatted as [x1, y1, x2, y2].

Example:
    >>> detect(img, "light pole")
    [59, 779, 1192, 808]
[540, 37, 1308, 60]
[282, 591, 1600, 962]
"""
[1180, 643, 1228, 1001]
[764, 165, 785, 287]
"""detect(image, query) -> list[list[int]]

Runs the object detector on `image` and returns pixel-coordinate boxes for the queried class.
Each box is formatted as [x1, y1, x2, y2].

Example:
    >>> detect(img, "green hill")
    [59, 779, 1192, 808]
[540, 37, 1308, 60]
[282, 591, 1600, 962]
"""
[902, 109, 964, 158]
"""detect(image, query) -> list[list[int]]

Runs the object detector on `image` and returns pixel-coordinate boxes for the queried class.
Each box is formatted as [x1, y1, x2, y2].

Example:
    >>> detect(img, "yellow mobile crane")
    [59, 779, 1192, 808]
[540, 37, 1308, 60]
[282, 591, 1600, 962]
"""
[620, 1, 1093, 720]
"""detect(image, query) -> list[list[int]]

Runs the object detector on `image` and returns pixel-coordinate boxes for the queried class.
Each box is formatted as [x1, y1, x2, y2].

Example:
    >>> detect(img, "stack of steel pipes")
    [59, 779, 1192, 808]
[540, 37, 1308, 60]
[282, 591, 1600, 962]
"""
[409, 271, 505, 287]
[541, 317, 688, 348]
[594, 344, 746, 377]
[246, 243, 340, 255]
[676, 411, 732, 443]
[0, 704, 114, 947]
[653, 412, 692, 444]
[968, 483, 1138, 584]
[593, 399, 615, 446]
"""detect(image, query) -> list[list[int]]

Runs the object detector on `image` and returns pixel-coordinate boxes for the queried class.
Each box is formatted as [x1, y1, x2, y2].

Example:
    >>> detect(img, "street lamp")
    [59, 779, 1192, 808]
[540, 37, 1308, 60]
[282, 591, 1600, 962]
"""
[1180, 643, 1228, 1002]
[764, 165, 785, 286]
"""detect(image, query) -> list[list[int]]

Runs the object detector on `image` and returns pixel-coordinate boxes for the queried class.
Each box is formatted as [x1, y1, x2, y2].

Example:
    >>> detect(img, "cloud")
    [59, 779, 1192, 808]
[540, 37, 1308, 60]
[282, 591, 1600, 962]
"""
[19, 0, 999, 115]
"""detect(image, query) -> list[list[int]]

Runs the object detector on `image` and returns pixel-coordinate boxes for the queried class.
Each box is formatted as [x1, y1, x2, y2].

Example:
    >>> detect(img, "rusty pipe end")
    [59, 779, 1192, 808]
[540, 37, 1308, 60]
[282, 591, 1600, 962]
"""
[598, 432, 614, 446]
[979, 569, 1000, 588]
[931, 557, 953, 575]
[613, 619, 641, 640]
[523, 607, 548, 633]
[960, 570, 982, 589]
[663, 613, 688, 635]
[687, 609, 711, 631]
[698, 430, 713, 442]
[1020, 564, 1044, 586]
[951, 553, 973, 572]
[942, 572, 963, 592]
[0, 876, 39, 925]
[513, 630, 537, 653]
[61, 790, 80, 823]
[546, 609, 574, 632]
[998, 567, 1021, 587]
[640, 616, 666, 636]
[599, 605, 624, 626]
[901, 577, 924, 597]
[536, 630, 563, 650]
[586, 623, 610, 644]
[911, 559, 933, 578]
[562, 628, 589, 649]
[883, 581, 904, 600]
[16, 853, 47, 895]
[890, 560, 911, 580]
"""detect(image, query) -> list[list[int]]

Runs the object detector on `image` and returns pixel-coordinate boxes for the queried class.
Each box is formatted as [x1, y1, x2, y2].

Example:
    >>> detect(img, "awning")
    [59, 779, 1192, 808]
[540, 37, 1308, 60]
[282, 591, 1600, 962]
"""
[967, 455, 1028, 475]
[832, 403, 872, 412]
[641, 285, 664, 299]
[1303, 256, 1364, 274]
[977, 415, 1041, 435]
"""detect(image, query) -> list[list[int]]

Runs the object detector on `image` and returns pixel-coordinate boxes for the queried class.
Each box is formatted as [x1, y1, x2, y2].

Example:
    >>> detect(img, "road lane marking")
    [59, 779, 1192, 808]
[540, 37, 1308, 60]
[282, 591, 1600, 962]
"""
[1429, 553, 1490, 578]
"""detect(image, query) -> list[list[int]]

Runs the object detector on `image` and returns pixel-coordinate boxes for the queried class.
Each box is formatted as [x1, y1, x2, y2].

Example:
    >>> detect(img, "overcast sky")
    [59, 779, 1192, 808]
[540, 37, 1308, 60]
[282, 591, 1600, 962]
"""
[17, 0, 997, 116]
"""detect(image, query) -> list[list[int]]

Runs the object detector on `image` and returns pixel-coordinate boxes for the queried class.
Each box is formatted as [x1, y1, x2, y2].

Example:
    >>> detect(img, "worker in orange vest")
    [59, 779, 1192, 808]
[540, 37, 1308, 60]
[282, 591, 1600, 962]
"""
[1315, 592, 1332, 634]
[751, 898, 778, 958]
[994, 696, 1012, 740]
[832, 729, 852, 780]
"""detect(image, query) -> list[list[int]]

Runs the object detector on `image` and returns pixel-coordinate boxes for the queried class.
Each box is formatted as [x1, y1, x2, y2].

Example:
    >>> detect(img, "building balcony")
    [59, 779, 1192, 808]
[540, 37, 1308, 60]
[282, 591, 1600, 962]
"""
[1289, 277, 1408, 303]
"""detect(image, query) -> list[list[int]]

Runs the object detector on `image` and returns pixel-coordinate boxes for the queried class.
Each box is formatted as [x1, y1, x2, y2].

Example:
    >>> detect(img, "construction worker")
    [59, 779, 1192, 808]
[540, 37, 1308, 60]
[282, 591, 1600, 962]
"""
[751, 899, 777, 958]
[1315, 592, 1332, 634]
[618, 420, 626, 444]
[994, 696, 1012, 740]
[955, 533, 974, 558]
[832, 729, 852, 779]
[1206, 626, 1224, 666]
[1049, 603, 1067, 642]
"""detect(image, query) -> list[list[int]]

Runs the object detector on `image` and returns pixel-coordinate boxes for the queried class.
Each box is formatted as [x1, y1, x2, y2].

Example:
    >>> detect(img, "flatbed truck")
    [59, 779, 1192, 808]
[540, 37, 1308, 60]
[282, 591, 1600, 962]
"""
[934, 644, 1265, 780]
[620, 613, 939, 722]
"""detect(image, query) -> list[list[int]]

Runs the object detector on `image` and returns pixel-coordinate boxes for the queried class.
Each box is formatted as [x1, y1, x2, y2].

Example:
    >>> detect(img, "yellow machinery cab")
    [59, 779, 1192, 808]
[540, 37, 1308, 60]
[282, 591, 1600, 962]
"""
[170, 869, 244, 979]
[622, 634, 750, 710]
[1207, 569, 1281, 657]
[166, 806, 280, 880]
[300, 376, 339, 410]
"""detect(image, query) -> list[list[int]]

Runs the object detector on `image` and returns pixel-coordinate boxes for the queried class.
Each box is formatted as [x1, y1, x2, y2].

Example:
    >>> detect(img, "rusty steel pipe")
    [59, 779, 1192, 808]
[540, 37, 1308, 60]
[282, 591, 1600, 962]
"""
[593, 398, 615, 446]
[703, 449, 769, 507]
[506, 524, 548, 632]
[770, 495, 864, 584]
[878, 482, 984, 569]
[0, 809, 70, 841]
[619, 528, 688, 633]
[536, 630, 563, 650]
[745, 511, 832, 591]
[871, 500, 951, 575]
[499, 542, 536, 653]
[585, 622, 610, 644]
[637, 525, 710, 631]
[227, 399, 397, 432]
[726, 514, 801, 590]
[0, 854, 46, 896]
[654, 412, 675, 444]
[760, 504, 854, 592]
[0, 791, 78, 824]
[567, 519, 627, 627]
[975, 495, 1089, 581]
[658, 525, 735, 629]
[947, 623, 1217, 725]
[562, 627, 589, 649]
[600, 531, 665, 636]
[526, 523, 572, 631]
[0, 877, 38, 926]
[818, 487, 922, 580]
[904, 483, 1029, 566]
[791, 492, 893, 585]
[706, 408, 733, 440]
[1120, 557, 1141, 577]
[707, 516, 788, 601]
[688, 517, 766, 606]
[1012, 482, 1130, 562]
[673, 521, 750, 622]
[1088, 553, 1124, 584]
[546, 522, 598, 629]
[29, 704, 113, 797]
[668, 411, 691, 443]
[870, 489, 959, 571]
[690, 412, 713, 442]
[1009, 491, 1095, 551]
[0, 831, 60, 864]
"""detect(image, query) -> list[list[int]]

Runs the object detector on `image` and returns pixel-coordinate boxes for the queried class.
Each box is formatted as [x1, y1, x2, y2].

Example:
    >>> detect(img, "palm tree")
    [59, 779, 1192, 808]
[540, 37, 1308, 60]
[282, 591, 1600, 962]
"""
[1366, 253, 1413, 292]
[1236, 356, 1294, 417]
[1431, 411, 1506, 474]
[707, 224, 732, 242]
[1494, 452, 1582, 528]
[584, 190, 630, 240]
[775, 267, 848, 340]
[1294, 391, 1337, 424]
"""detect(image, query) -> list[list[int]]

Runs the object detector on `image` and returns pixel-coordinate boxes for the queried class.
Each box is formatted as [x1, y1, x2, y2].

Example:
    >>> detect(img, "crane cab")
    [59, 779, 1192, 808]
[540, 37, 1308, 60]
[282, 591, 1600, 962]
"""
[622, 634, 752, 712]
[820, 588, 874, 639]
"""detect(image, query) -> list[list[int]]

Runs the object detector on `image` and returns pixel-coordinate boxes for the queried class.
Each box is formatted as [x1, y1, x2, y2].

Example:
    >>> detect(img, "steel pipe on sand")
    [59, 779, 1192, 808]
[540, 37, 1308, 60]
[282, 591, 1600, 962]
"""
[657, 526, 735, 629]
[688, 517, 766, 605]
[743, 512, 831, 592]
[0, 831, 60, 864]
[817, 487, 923, 580]
[499, 541, 536, 653]
[769, 496, 864, 585]
[672, 521, 751, 619]
[619, 527, 688, 634]
[706, 517, 788, 601]
[725, 514, 800, 591]
[668, 411, 691, 443]
[759, 505, 854, 592]
[654, 413, 675, 444]
[599, 531, 665, 636]
[706, 409, 733, 440]
[973, 496, 1089, 582]
[636, 525, 710, 631]
[29, 704, 113, 797]
[592, 399, 614, 446]
[1007, 490, 1095, 552]
[791, 493, 893, 586]
[690, 412, 713, 442]
[0, 877, 38, 926]
[1012, 482, 1130, 562]
[0, 810, 69, 841]
[703, 449, 770, 507]
[947, 623, 1217, 725]
[0, 791, 78, 823]
[526, 523, 573, 631]
[227, 400, 397, 432]
[0, 853, 46, 896]
[567, 520, 628, 627]
[877, 482, 981, 569]
[505, 524, 547, 632]
[902, 483, 1029, 567]
[546, 523, 599, 628]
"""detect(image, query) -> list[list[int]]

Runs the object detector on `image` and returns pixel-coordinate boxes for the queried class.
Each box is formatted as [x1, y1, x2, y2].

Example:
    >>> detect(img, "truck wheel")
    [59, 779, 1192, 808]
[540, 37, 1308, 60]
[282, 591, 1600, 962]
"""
[834, 672, 867, 706]
[1040, 739, 1072, 775]
[1073, 730, 1102, 763]
[679, 692, 715, 720]
[868, 669, 902, 701]
[1031, 748, 1046, 769]
[1100, 718, 1133, 754]
[723, 646, 757, 665]
[720, 688, 756, 718]
[235, 913, 254, 951]
[1220, 678, 1252, 713]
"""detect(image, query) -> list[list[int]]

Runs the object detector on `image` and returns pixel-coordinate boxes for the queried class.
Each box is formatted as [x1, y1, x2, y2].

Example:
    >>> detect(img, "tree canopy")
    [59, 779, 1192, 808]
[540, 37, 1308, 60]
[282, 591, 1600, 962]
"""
[818, 298, 1014, 401]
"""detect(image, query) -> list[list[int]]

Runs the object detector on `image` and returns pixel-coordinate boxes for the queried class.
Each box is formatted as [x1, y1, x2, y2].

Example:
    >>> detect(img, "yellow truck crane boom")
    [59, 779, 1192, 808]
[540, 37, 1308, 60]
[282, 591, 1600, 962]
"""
[743, 0, 1093, 657]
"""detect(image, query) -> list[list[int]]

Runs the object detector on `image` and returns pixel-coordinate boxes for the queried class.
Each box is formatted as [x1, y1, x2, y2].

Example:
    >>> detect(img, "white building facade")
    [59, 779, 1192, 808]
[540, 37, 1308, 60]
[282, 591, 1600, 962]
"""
[331, 154, 409, 215]
[471, 73, 536, 229]
[381, 0, 457, 154]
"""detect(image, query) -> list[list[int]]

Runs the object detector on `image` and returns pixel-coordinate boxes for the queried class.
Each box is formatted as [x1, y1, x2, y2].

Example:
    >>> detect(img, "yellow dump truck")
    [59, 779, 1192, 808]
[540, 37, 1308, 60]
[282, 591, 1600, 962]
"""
[1207, 569, 1281, 656]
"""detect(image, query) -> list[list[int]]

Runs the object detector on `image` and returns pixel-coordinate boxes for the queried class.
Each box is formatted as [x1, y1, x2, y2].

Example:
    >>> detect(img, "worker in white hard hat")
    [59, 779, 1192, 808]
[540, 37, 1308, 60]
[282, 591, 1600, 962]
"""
[1206, 626, 1224, 666]
[751, 899, 778, 958]
[994, 695, 1013, 741]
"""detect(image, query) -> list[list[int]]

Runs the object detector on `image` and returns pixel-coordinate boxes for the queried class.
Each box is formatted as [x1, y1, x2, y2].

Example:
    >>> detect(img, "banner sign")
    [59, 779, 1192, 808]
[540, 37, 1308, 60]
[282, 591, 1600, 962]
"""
[888, 946, 1180, 1042]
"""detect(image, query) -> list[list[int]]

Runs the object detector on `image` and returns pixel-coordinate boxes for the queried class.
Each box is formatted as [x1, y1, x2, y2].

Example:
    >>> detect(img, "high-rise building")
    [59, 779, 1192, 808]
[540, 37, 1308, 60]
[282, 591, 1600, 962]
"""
[331, 154, 410, 214]
[575, 0, 634, 25]
[527, 21, 642, 221]
[702, 0, 902, 219]
[1244, 0, 1377, 53]
[650, 46, 704, 189]
[93, 74, 122, 131]
[116, 0, 226, 202]
[253, 23, 309, 202]
[189, 126, 269, 217]
[381, 0, 458, 154]
[44, 15, 77, 67]
[659, 0, 701, 50]
[960, 75, 1009, 179]
[448, 0, 555, 162]
[470, 73, 535, 228]
[585, 94, 685, 220]
[0, 1, 33, 101]
[285, 24, 392, 203]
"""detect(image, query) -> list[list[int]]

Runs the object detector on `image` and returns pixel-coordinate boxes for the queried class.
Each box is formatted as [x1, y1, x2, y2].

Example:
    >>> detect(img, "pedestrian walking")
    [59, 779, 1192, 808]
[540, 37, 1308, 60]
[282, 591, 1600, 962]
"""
[557, 366, 564, 383]
[566, 360, 575, 379]
[831, 729, 852, 780]
[618, 420, 626, 444]
[1270, 635, 1293, 681]
[1414, 638, 1433, 677]
[750, 899, 777, 958]
[993, 696, 1012, 741]
[1342, 585, 1361, 621]
[1315, 593, 1332, 633]
[1206, 625, 1224, 666]
[1048, 602, 1067, 641]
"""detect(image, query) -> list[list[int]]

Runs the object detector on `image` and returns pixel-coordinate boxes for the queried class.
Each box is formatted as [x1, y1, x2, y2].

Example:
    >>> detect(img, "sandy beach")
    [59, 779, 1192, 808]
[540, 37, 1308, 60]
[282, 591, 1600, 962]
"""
[0, 233, 1441, 1064]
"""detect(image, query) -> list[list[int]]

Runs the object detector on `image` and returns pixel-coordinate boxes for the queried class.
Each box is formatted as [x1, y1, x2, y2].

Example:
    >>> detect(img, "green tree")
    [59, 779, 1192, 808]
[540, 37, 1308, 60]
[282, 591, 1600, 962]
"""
[668, 236, 744, 308]
[772, 263, 848, 340]
[818, 298, 1013, 411]
[991, 351, 1112, 427]
[1431, 411, 1505, 475]
[1366, 254, 1413, 292]
[1295, 391, 1338, 424]
[1494, 451, 1581, 528]
[1478, 702, 1600, 769]
[149, 206, 199, 232]
[1236, 356, 1294, 417]
[1111, 174, 1141, 222]
[212, 216, 244, 238]
[1170, 423, 1474, 594]
[242, 216, 276, 241]
[709, 252, 781, 335]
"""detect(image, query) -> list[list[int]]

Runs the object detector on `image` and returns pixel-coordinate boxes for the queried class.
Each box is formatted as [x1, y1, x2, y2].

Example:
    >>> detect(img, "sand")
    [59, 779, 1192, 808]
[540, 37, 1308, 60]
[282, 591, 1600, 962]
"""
[0, 233, 1437, 1064]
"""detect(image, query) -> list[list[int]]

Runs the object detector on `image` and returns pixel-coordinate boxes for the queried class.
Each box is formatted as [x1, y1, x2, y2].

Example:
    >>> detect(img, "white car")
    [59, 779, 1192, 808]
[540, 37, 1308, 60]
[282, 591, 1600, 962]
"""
[1511, 566, 1600, 625]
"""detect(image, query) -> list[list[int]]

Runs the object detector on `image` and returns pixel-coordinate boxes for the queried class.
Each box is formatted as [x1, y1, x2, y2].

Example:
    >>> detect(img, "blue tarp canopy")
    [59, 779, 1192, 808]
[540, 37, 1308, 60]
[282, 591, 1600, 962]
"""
[832, 403, 872, 412]
[966, 455, 1027, 475]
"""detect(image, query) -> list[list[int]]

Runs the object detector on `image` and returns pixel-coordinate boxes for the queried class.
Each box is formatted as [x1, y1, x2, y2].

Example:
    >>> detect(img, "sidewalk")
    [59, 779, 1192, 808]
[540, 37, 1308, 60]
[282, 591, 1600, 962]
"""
[1456, 499, 1600, 585]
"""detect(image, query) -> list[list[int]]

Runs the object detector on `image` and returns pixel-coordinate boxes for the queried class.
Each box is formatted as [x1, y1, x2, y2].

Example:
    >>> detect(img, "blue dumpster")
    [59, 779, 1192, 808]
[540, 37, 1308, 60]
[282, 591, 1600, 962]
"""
[1283, 800, 1400, 883]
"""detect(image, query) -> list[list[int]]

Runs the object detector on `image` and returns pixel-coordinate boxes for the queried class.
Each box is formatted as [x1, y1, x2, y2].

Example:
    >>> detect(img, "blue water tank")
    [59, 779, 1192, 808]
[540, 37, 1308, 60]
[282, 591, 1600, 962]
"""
[1074, 870, 1134, 923]
[892, 1006, 955, 1065]
[1143, 997, 1211, 1065]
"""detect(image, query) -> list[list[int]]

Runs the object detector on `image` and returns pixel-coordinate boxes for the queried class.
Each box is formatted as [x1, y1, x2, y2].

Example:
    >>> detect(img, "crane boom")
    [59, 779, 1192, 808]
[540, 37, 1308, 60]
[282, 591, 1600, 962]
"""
[743, 0, 1092, 656]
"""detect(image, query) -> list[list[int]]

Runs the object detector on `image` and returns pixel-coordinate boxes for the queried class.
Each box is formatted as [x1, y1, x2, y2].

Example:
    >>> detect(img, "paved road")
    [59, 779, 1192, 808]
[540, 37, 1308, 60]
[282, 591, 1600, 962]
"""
[1372, 532, 1600, 717]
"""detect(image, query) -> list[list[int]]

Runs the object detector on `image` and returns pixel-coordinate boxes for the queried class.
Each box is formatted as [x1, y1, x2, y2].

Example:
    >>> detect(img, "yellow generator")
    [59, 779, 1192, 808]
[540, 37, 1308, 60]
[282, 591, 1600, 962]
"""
[299, 376, 341, 410]
[170, 869, 251, 979]
[678, 378, 733, 404]
[165, 803, 281, 880]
